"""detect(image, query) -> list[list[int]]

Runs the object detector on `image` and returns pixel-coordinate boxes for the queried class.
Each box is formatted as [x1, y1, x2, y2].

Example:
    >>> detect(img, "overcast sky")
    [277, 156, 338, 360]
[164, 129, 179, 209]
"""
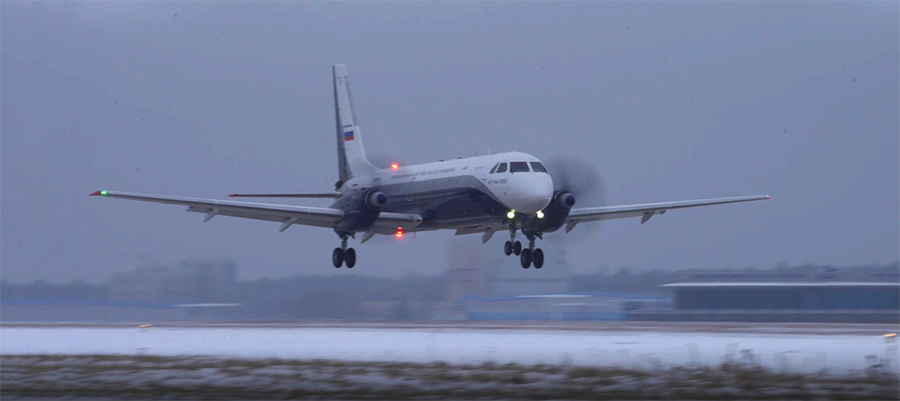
[2, 2, 897, 283]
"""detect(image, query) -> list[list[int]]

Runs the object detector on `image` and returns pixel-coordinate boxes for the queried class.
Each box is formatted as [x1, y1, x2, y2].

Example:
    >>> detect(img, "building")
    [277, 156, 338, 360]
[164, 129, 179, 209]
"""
[668, 266, 899, 283]
[1, 260, 242, 322]
[109, 260, 237, 305]
[445, 235, 573, 301]
[440, 235, 674, 321]
[462, 292, 667, 321]
[628, 282, 900, 323]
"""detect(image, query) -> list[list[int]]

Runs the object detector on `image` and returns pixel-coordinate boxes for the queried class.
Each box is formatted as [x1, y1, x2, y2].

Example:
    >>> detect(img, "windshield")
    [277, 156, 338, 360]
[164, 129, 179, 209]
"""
[530, 162, 547, 173]
[510, 162, 530, 173]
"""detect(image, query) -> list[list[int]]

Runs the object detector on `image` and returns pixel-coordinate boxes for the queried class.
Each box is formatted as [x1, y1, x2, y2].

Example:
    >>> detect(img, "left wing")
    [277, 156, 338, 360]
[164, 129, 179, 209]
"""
[564, 195, 770, 232]
[90, 190, 422, 231]
[226, 193, 341, 199]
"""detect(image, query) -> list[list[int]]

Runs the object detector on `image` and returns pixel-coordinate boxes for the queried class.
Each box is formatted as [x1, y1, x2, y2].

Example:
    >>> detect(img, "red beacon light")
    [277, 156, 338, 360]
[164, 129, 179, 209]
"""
[391, 163, 399, 170]
[395, 228, 404, 238]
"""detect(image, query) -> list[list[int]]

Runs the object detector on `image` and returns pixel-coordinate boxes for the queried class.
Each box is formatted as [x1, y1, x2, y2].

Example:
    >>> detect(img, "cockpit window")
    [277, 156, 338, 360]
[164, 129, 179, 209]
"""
[510, 162, 530, 173]
[496, 162, 508, 173]
[489, 163, 499, 174]
[530, 162, 547, 173]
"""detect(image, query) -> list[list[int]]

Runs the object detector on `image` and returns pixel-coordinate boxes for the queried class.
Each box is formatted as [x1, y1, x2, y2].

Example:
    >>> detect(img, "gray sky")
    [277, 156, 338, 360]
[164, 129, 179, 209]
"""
[2, 2, 898, 283]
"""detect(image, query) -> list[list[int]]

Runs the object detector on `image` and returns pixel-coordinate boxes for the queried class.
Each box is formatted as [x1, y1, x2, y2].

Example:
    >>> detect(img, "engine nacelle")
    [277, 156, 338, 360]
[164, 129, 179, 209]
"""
[555, 191, 576, 210]
[365, 190, 388, 210]
[521, 190, 575, 234]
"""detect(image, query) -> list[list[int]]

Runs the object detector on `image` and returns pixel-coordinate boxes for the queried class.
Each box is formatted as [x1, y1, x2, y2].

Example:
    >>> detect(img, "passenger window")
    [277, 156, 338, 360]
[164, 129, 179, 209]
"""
[489, 163, 499, 174]
[530, 162, 547, 173]
[496, 163, 508, 173]
[510, 162, 530, 173]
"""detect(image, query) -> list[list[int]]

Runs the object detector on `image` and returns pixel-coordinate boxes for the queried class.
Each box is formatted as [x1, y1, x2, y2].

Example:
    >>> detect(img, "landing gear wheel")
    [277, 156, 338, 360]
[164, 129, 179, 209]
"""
[332, 248, 344, 268]
[520, 248, 532, 268]
[504, 241, 513, 256]
[344, 248, 356, 268]
[532, 248, 544, 269]
[514, 241, 522, 256]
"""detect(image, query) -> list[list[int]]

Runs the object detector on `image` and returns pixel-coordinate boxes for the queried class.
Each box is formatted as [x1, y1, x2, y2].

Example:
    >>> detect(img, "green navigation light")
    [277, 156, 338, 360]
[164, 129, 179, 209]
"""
[100, 191, 107, 196]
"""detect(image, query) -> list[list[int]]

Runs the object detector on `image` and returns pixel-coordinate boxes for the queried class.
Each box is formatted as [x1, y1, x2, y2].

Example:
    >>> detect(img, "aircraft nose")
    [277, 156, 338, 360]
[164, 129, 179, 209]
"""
[507, 173, 553, 214]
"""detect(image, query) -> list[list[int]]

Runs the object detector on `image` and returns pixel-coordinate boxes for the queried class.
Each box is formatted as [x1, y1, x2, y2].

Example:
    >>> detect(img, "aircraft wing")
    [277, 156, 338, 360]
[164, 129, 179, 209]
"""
[564, 195, 770, 231]
[90, 190, 422, 231]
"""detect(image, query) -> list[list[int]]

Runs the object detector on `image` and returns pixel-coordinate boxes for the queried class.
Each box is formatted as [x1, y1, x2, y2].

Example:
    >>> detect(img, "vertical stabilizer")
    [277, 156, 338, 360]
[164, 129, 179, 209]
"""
[334, 64, 377, 187]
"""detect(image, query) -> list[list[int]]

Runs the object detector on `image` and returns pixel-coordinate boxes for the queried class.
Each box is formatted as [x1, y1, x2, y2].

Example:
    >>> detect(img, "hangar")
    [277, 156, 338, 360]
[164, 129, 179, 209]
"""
[628, 282, 899, 323]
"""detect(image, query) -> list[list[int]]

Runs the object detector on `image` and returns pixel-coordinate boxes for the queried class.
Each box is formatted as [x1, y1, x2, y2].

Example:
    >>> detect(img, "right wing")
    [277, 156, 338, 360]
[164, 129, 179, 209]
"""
[90, 190, 421, 231]
[565, 195, 770, 231]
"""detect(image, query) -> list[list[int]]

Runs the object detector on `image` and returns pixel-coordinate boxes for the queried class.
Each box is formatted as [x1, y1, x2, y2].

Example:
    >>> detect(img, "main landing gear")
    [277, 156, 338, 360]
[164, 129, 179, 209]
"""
[503, 229, 544, 269]
[332, 235, 356, 268]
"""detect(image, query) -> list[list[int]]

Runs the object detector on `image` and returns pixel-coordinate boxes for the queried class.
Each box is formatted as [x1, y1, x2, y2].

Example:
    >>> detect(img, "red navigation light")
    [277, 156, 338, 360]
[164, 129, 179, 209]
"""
[391, 163, 399, 170]
[395, 228, 404, 238]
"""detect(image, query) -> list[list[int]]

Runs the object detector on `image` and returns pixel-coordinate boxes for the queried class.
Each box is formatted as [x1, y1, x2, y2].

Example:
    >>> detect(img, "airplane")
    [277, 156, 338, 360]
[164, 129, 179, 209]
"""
[91, 64, 770, 269]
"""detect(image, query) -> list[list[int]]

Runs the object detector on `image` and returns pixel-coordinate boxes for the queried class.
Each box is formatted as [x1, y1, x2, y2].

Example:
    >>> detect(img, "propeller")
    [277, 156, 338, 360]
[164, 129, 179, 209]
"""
[543, 155, 608, 242]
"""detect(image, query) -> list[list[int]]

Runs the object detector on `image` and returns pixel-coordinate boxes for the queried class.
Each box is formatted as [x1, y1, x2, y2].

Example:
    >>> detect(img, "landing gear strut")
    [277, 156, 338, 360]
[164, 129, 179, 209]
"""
[333, 235, 356, 268]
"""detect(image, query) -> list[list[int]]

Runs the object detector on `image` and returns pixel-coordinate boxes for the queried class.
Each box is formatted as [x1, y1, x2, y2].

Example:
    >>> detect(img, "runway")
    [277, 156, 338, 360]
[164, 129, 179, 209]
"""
[2, 319, 894, 334]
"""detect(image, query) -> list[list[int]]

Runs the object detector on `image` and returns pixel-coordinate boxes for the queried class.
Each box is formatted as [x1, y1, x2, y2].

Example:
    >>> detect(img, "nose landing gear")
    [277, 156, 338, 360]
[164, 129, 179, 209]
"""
[503, 226, 524, 256]
[333, 235, 356, 268]
[503, 240, 523, 255]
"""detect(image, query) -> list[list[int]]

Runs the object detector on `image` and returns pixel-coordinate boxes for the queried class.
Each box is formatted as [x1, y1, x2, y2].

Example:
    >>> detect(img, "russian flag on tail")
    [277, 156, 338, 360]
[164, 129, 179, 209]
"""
[344, 131, 354, 141]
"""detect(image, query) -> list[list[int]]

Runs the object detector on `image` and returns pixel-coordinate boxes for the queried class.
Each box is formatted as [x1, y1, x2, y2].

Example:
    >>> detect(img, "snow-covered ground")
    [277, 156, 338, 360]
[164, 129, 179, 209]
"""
[3, 353, 898, 400]
[2, 323, 897, 374]
[2, 323, 898, 399]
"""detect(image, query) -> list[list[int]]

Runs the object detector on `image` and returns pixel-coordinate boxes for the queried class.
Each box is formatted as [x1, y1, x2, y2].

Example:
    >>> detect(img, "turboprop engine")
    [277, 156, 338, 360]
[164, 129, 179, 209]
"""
[521, 156, 605, 235]
[331, 189, 388, 234]
[523, 190, 575, 233]
[365, 190, 387, 210]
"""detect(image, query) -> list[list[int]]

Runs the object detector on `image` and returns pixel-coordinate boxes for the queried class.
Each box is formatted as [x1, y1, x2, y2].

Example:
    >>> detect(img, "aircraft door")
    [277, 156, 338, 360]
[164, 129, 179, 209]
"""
[406, 176, 416, 202]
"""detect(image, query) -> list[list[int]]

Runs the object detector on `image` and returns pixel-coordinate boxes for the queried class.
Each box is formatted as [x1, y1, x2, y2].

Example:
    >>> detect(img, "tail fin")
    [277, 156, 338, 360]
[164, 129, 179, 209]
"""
[334, 64, 377, 187]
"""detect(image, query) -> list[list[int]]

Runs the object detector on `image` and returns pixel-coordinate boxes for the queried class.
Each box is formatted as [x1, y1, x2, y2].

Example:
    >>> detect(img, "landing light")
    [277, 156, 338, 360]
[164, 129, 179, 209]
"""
[507, 209, 516, 219]
[536, 210, 544, 219]
[391, 163, 399, 170]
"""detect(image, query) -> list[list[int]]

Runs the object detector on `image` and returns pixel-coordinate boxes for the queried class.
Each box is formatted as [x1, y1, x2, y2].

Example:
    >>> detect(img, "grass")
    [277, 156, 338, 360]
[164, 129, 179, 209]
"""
[2, 354, 898, 400]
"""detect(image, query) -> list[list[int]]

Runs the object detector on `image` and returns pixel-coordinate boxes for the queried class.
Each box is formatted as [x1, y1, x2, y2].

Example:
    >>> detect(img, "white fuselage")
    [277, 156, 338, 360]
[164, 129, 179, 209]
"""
[339, 151, 554, 230]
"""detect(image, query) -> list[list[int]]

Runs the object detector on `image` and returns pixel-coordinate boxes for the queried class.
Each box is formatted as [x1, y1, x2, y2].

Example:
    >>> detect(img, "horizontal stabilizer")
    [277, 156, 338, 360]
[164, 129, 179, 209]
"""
[227, 193, 341, 199]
